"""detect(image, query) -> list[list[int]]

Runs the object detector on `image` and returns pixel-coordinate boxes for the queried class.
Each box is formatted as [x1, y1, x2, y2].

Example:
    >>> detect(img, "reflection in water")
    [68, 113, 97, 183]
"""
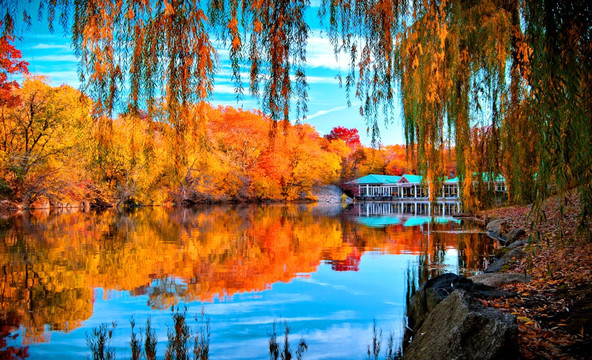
[0, 204, 497, 359]
[357, 201, 461, 217]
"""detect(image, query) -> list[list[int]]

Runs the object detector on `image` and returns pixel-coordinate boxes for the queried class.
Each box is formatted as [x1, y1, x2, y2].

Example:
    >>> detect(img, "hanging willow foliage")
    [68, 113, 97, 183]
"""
[322, 0, 591, 229]
[1, 0, 591, 228]
[523, 1, 592, 232]
[1, 0, 309, 173]
[320, 0, 515, 207]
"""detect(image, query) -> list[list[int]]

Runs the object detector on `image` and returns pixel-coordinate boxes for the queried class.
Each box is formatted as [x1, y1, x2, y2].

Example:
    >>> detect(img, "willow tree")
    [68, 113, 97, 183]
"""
[1, 0, 309, 180]
[318, 0, 525, 209]
[524, 1, 592, 231]
[321, 0, 590, 227]
[1, 0, 591, 227]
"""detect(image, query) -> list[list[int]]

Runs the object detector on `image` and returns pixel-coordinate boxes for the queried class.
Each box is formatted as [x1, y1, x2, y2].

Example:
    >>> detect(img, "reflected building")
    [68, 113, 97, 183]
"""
[357, 200, 461, 217]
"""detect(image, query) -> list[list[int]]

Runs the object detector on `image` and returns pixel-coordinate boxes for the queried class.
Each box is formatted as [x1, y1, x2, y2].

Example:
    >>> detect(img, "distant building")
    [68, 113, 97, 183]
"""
[351, 173, 506, 201]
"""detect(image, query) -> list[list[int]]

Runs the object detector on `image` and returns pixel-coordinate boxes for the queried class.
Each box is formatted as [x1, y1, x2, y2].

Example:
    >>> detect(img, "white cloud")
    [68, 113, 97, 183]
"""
[215, 68, 338, 87]
[36, 70, 78, 78]
[32, 43, 71, 50]
[296, 74, 339, 84]
[213, 32, 355, 74]
[29, 54, 78, 62]
[215, 68, 252, 81]
[213, 83, 243, 95]
[306, 105, 348, 120]
[306, 34, 352, 71]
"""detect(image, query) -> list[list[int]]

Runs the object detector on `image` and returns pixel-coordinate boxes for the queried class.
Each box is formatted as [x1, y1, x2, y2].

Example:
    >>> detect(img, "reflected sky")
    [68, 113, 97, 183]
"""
[0, 204, 497, 359]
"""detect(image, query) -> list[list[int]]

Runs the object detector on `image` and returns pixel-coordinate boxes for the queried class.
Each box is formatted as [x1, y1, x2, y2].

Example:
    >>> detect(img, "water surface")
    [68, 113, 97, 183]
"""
[0, 203, 497, 359]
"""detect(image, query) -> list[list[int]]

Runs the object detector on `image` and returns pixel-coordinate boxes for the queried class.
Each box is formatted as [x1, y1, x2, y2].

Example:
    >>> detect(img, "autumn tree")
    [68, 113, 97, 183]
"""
[384, 145, 412, 176]
[523, 1, 592, 227]
[0, 24, 28, 108]
[0, 27, 28, 197]
[358, 148, 388, 176]
[0, 76, 93, 204]
[324, 126, 361, 149]
[318, 0, 591, 221]
[2, 1, 591, 223]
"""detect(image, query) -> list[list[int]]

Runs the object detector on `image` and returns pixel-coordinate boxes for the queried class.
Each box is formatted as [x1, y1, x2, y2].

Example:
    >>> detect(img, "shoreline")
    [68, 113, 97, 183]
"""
[471, 192, 591, 359]
[403, 191, 591, 359]
[0, 185, 350, 215]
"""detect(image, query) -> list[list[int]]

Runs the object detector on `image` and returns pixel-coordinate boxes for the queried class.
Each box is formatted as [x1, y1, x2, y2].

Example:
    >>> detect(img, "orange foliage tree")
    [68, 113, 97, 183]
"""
[0, 72, 341, 206]
[82, 104, 342, 205]
[2, 1, 590, 220]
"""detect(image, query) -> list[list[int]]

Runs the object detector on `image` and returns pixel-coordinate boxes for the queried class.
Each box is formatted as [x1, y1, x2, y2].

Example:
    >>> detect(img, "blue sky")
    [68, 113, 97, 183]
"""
[14, 4, 406, 146]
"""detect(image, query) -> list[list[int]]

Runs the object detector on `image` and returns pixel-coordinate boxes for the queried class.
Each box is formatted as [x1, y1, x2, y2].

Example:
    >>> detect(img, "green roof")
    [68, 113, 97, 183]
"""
[401, 174, 423, 183]
[434, 217, 461, 225]
[354, 174, 465, 185]
[354, 174, 401, 184]
[357, 215, 460, 228]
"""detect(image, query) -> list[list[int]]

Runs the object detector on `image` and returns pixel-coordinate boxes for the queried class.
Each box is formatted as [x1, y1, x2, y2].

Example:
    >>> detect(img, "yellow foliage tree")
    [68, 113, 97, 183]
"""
[0, 76, 93, 205]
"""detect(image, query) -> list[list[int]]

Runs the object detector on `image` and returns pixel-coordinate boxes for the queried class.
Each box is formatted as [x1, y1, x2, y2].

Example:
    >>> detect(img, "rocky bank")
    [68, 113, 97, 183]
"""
[403, 217, 533, 360]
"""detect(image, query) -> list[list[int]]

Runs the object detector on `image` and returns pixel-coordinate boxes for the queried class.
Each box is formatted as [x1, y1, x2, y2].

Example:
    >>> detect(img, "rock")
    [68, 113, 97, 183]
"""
[313, 185, 344, 204]
[504, 228, 525, 245]
[486, 219, 508, 238]
[406, 273, 507, 333]
[470, 273, 530, 288]
[483, 260, 505, 273]
[502, 247, 524, 261]
[484, 248, 525, 273]
[404, 290, 518, 360]
[407, 273, 475, 332]
[507, 239, 528, 249]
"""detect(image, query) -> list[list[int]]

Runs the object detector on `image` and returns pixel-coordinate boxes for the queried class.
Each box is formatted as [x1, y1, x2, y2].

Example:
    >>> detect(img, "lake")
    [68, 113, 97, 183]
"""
[0, 203, 497, 359]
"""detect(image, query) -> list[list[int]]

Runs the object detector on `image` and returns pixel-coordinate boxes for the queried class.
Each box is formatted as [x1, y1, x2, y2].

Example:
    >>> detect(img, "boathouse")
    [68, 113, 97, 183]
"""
[352, 173, 506, 201]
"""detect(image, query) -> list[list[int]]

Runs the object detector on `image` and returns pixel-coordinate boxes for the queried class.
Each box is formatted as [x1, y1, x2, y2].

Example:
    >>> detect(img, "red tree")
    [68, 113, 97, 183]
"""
[324, 126, 361, 149]
[0, 26, 29, 107]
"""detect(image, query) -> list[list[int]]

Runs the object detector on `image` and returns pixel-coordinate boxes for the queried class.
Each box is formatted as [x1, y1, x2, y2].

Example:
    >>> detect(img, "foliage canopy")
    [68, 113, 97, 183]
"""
[1, 0, 591, 226]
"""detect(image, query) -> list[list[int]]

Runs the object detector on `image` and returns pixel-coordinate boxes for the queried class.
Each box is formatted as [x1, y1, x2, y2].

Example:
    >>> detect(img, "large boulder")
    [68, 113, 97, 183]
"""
[313, 185, 344, 203]
[407, 273, 475, 332]
[406, 273, 506, 332]
[404, 290, 518, 360]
